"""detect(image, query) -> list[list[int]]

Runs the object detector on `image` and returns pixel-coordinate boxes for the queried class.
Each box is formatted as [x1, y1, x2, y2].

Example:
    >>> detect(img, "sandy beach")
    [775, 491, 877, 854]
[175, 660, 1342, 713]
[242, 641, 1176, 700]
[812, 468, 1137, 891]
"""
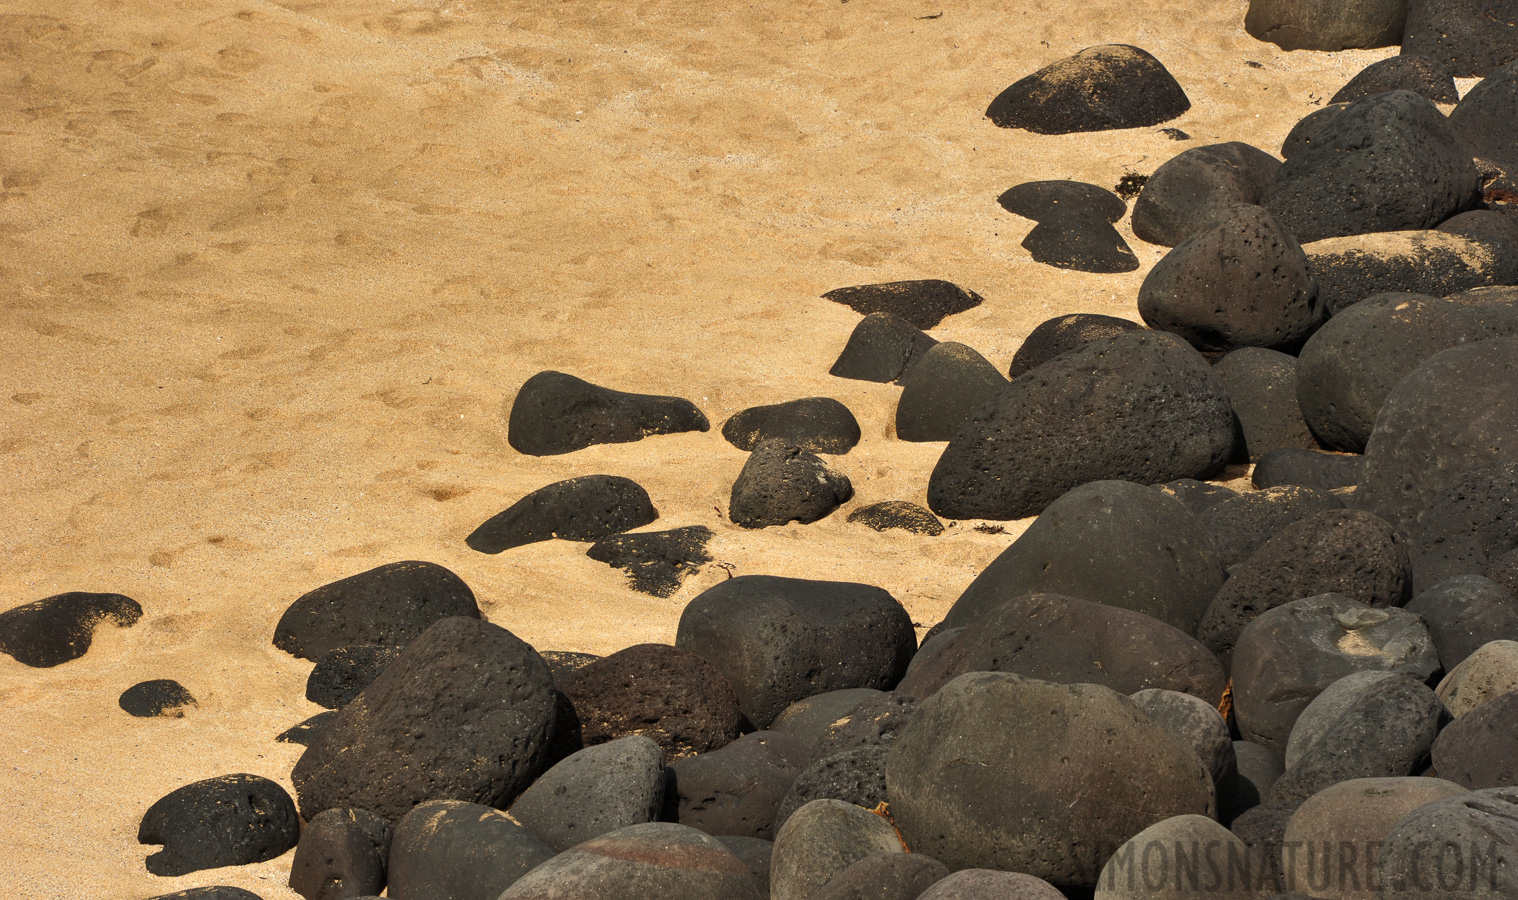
[0, 1, 1405, 896]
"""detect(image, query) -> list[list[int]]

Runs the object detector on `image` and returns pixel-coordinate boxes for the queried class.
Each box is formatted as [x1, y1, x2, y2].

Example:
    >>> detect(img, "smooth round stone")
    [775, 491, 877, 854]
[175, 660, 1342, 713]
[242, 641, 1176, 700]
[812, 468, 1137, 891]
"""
[1331, 54, 1460, 104]
[1430, 689, 1518, 789]
[138, 774, 300, 877]
[1404, 576, 1518, 670]
[1094, 814, 1257, 898]
[1130, 689, 1234, 784]
[119, 679, 197, 718]
[1131, 141, 1281, 248]
[509, 735, 666, 852]
[728, 439, 852, 528]
[986, 44, 1190, 134]
[769, 799, 903, 900]
[829, 312, 939, 384]
[1213, 348, 1320, 463]
[505, 370, 709, 456]
[811, 852, 949, 900]
[1374, 786, 1518, 899]
[722, 397, 861, 455]
[1437, 640, 1518, 717]
[918, 869, 1066, 899]
[0, 591, 142, 668]
[497, 822, 765, 900]
[272, 560, 479, 662]
[895, 342, 1009, 442]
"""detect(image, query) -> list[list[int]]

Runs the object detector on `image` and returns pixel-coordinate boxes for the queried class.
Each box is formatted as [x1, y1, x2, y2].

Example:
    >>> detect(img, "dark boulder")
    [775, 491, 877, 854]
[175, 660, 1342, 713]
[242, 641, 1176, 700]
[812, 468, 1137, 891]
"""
[138, 774, 300, 877]
[1280, 102, 1349, 159]
[1213, 348, 1320, 462]
[774, 746, 889, 831]
[770, 799, 904, 900]
[1245, 0, 1408, 50]
[1440, 210, 1518, 254]
[276, 712, 336, 747]
[387, 800, 558, 900]
[1304, 231, 1518, 316]
[1449, 61, 1518, 172]
[1406, 576, 1518, 669]
[918, 870, 1066, 898]
[1261, 91, 1483, 243]
[306, 644, 401, 710]
[1331, 53, 1459, 104]
[895, 342, 1009, 442]
[666, 731, 808, 839]
[1195, 484, 1344, 571]
[1402, 0, 1518, 77]
[769, 689, 885, 757]
[119, 679, 196, 718]
[1198, 509, 1412, 660]
[814, 693, 921, 756]
[676, 575, 915, 729]
[886, 672, 1214, 888]
[899, 592, 1227, 703]
[986, 44, 1190, 134]
[927, 331, 1236, 520]
[291, 617, 557, 824]
[1297, 293, 1480, 452]
[829, 313, 938, 384]
[1355, 337, 1518, 535]
[1129, 688, 1235, 785]
[1021, 208, 1139, 273]
[288, 808, 390, 900]
[1430, 688, 1518, 789]
[846, 501, 943, 536]
[506, 371, 709, 456]
[1252, 447, 1362, 491]
[1097, 814, 1259, 897]
[821, 280, 982, 330]
[509, 736, 665, 852]
[586, 525, 713, 597]
[1375, 787, 1518, 900]
[729, 440, 852, 528]
[465, 475, 658, 554]
[498, 823, 766, 900]
[997, 180, 1126, 223]
[723, 398, 861, 454]
[272, 561, 478, 661]
[558, 642, 742, 763]
[0, 591, 141, 667]
[1131, 142, 1282, 247]
[939, 480, 1225, 635]
[1155, 478, 1238, 515]
[1007, 313, 1143, 378]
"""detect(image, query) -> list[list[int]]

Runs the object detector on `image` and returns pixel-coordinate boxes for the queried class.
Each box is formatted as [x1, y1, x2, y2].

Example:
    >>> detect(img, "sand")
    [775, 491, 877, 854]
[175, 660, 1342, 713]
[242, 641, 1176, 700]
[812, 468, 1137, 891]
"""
[0, 1, 1403, 897]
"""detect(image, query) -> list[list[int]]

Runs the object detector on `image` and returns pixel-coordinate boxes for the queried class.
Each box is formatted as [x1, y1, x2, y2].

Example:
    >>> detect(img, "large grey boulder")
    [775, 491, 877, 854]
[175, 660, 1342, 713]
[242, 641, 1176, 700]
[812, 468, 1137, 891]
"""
[1374, 787, 1518, 899]
[508, 736, 665, 852]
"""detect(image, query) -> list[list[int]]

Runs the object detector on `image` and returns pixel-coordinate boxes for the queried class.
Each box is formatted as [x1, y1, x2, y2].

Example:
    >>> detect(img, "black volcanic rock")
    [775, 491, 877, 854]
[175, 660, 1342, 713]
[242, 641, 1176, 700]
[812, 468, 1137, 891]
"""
[465, 475, 658, 554]
[1007, 313, 1143, 378]
[506, 371, 709, 456]
[0, 591, 141, 668]
[997, 180, 1126, 222]
[291, 617, 557, 824]
[1131, 142, 1282, 247]
[498, 823, 766, 900]
[586, 525, 714, 597]
[1402, 0, 1518, 77]
[1021, 208, 1139, 273]
[1330, 53, 1459, 104]
[986, 44, 1190, 134]
[1245, 0, 1408, 50]
[667, 731, 808, 839]
[273, 561, 478, 661]
[276, 712, 336, 747]
[846, 501, 943, 536]
[730, 440, 852, 528]
[1213, 348, 1320, 463]
[1195, 484, 1345, 570]
[821, 280, 982, 330]
[1430, 689, 1518, 788]
[288, 808, 390, 900]
[306, 644, 401, 710]
[895, 342, 1009, 442]
[1406, 576, 1518, 669]
[828, 313, 939, 384]
[139, 774, 300, 877]
[145, 889, 266, 900]
[1279, 102, 1348, 159]
[120, 679, 197, 718]
[774, 747, 890, 831]
[723, 398, 860, 454]
[1304, 231, 1518, 316]
[509, 735, 666, 852]
[927, 331, 1236, 521]
[1137, 204, 1321, 355]
[388, 800, 554, 900]
[1252, 447, 1363, 490]
[1449, 60, 1518, 172]
[1411, 463, 1518, 592]
[1261, 90, 1483, 243]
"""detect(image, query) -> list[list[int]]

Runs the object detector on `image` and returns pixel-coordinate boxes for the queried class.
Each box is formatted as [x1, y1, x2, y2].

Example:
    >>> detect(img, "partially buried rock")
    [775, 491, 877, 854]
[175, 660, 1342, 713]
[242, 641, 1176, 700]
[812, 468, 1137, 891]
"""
[847, 501, 943, 536]
[1260, 91, 1482, 243]
[138, 774, 300, 877]
[1155, 478, 1238, 515]
[1244, 0, 1408, 51]
[510, 735, 666, 852]
[723, 398, 860, 454]
[1430, 688, 1518, 789]
[1448, 61, 1518, 172]
[997, 180, 1127, 223]
[291, 617, 557, 824]
[729, 440, 852, 528]
[586, 525, 713, 597]
[288, 808, 390, 900]
[497, 822, 765, 900]
[506, 370, 709, 457]
[986, 44, 1190, 134]
[1405, 576, 1518, 669]
[1194, 484, 1344, 571]
[1402, 0, 1518, 77]
[1131, 142, 1282, 247]
[1331, 53, 1460, 104]
[558, 642, 741, 763]
[1021, 208, 1139, 273]
[774, 747, 889, 831]
[1252, 447, 1362, 491]
[540, 649, 600, 682]
[927, 331, 1236, 520]
[1303, 231, 1518, 316]
[770, 799, 904, 900]
[388, 799, 555, 900]
[821, 280, 982, 330]
[465, 475, 658, 554]
[145, 890, 266, 900]
[895, 342, 1009, 442]
[1213, 348, 1320, 463]
[0, 591, 141, 668]
[306, 644, 401, 710]
[1137, 204, 1321, 356]
[120, 679, 196, 718]
[887, 672, 1215, 888]
[1007, 313, 1143, 378]
[272, 560, 478, 661]
[666, 732, 808, 839]
[676, 575, 916, 728]
[829, 313, 939, 384]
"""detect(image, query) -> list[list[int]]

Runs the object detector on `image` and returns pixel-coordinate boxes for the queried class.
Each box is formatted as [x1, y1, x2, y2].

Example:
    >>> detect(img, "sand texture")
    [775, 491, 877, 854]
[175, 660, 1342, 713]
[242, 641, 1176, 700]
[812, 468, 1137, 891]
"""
[1, 1, 1400, 897]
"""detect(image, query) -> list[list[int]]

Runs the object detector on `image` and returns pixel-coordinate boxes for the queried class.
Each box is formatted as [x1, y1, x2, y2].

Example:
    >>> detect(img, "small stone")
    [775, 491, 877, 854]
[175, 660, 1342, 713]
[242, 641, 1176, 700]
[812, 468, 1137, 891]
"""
[986, 45, 1190, 134]
[729, 439, 852, 528]
[829, 313, 939, 384]
[895, 342, 1009, 442]
[138, 774, 300, 877]
[1007, 314, 1143, 378]
[722, 398, 861, 455]
[586, 525, 714, 597]
[821, 280, 983, 330]
[119, 679, 197, 718]
[0, 591, 141, 667]
[506, 371, 710, 456]
[1244, 0, 1409, 51]
[846, 501, 943, 536]
[464, 475, 658, 554]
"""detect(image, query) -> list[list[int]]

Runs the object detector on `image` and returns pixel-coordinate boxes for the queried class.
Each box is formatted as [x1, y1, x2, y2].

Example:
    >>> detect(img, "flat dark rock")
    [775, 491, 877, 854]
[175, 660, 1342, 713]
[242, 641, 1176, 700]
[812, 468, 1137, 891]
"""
[1449, 60, 1518, 173]
[1402, 0, 1518, 77]
[138, 774, 300, 877]
[465, 475, 658, 554]
[276, 712, 336, 747]
[1251, 447, 1362, 490]
[927, 331, 1236, 521]
[120, 679, 197, 718]
[821, 280, 982, 330]
[1261, 90, 1483, 243]
[0, 591, 141, 668]
[1304, 231, 1518, 316]
[1330, 53, 1459, 104]
[723, 398, 860, 454]
[895, 342, 1009, 442]
[1131, 142, 1282, 247]
[997, 180, 1126, 223]
[986, 44, 1190, 134]
[729, 440, 852, 528]
[1244, 0, 1408, 51]
[1007, 313, 1142, 378]
[305, 644, 402, 710]
[846, 501, 943, 536]
[1021, 208, 1139, 273]
[273, 561, 478, 662]
[1213, 348, 1320, 463]
[828, 312, 939, 384]
[586, 525, 714, 597]
[506, 370, 709, 456]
